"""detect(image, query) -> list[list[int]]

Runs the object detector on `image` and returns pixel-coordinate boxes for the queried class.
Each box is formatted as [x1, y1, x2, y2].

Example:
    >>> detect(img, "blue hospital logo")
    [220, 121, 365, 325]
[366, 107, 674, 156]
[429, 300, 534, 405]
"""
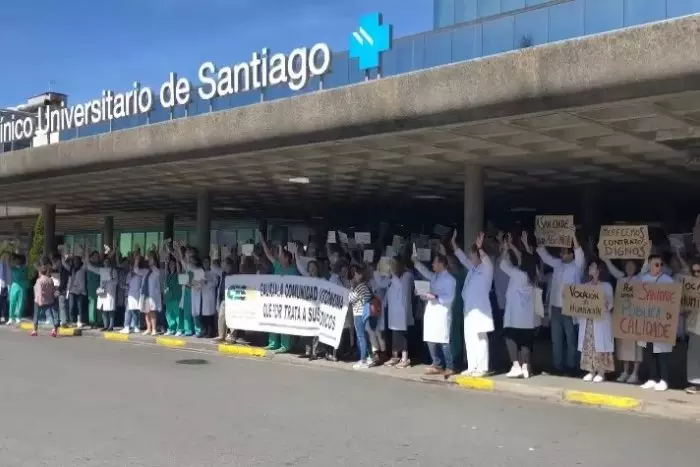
[227, 285, 248, 301]
[349, 13, 392, 71]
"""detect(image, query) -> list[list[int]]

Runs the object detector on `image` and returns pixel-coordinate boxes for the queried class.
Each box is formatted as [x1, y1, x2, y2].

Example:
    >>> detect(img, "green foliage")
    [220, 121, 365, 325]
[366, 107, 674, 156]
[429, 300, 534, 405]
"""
[28, 214, 44, 276]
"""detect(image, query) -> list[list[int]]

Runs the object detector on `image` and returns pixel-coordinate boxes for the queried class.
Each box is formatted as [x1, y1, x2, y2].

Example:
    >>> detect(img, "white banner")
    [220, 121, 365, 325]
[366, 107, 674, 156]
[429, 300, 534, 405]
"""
[224, 275, 349, 348]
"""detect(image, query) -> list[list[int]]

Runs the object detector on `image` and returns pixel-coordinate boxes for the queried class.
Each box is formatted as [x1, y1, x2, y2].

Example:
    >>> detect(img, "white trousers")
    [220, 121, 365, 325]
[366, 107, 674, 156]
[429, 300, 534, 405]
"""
[464, 324, 489, 373]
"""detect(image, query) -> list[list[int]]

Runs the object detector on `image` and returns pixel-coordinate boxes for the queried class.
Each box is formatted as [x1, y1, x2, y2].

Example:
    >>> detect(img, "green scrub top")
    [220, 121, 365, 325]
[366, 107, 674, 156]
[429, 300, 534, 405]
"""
[11, 265, 28, 288]
[165, 273, 182, 302]
[273, 261, 299, 276]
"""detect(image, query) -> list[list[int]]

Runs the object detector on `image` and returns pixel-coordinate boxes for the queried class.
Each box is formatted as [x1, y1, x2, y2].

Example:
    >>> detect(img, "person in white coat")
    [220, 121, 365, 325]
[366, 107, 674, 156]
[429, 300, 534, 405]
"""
[499, 233, 538, 379]
[189, 256, 217, 338]
[85, 247, 119, 332]
[603, 257, 646, 384]
[577, 259, 615, 383]
[383, 257, 414, 368]
[452, 231, 494, 377]
[412, 252, 456, 377]
[639, 254, 675, 392]
[134, 251, 163, 336]
[535, 232, 586, 375]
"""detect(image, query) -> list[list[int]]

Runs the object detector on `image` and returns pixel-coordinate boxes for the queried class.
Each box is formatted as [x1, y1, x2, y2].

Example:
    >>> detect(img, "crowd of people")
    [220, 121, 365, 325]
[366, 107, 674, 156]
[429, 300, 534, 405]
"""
[0, 225, 699, 394]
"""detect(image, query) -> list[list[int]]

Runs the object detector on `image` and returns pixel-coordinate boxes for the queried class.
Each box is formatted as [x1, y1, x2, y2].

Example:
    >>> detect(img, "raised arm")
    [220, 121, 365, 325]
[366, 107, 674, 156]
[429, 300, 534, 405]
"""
[602, 258, 624, 281]
[521, 230, 534, 256]
[257, 230, 276, 264]
[450, 229, 473, 270]
[476, 232, 493, 276]
[295, 253, 309, 277]
[573, 234, 585, 272]
[536, 245, 560, 268]
[412, 259, 435, 281]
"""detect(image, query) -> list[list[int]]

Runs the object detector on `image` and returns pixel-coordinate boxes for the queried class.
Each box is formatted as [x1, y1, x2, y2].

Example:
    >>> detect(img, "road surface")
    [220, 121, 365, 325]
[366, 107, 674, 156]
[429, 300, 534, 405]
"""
[0, 331, 697, 466]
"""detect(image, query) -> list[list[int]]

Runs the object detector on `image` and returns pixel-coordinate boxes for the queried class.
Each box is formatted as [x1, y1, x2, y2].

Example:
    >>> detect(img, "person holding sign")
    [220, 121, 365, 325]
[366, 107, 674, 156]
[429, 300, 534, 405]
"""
[452, 231, 494, 377]
[638, 254, 675, 392]
[535, 231, 586, 376]
[684, 260, 700, 395]
[498, 232, 538, 379]
[412, 252, 456, 377]
[577, 260, 615, 383]
[603, 257, 646, 384]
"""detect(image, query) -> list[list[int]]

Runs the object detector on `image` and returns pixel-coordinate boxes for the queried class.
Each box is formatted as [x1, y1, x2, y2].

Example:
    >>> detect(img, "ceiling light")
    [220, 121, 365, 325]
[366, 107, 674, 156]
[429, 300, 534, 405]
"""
[288, 177, 310, 184]
[213, 207, 244, 212]
[413, 195, 445, 200]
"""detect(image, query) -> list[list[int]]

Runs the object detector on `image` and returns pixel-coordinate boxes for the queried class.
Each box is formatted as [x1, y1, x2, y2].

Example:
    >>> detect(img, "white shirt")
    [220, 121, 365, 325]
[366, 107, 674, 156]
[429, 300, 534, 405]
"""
[499, 257, 536, 329]
[455, 248, 494, 334]
[413, 265, 456, 344]
[536, 247, 585, 308]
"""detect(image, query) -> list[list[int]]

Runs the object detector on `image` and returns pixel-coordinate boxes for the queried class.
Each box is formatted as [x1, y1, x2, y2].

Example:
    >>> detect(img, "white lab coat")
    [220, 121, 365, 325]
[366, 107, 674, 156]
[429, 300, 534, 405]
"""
[638, 272, 676, 354]
[191, 269, 217, 317]
[455, 249, 494, 334]
[414, 262, 455, 344]
[385, 271, 415, 331]
[493, 264, 509, 311]
[87, 265, 118, 312]
[499, 257, 536, 330]
[576, 281, 615, 353]
[537, 246, 586, 311]
[135, 266, 163, 312]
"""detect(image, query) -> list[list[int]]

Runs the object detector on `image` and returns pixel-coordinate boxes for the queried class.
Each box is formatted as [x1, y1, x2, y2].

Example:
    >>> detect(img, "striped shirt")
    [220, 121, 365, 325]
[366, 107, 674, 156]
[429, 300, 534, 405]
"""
[349, 282, 373, 316]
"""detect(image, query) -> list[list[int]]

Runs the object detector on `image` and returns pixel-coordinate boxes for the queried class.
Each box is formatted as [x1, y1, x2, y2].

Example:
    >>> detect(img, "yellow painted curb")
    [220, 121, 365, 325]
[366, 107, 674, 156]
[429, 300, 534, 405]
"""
[18, 322, 33, 331]
[454, 376, 495, 391]
[104, 332, 129, 342]
[156, 337, 186, 348]
[58, 328, 81, 336]
[217, 344, 267, 358]
[564, 390, 641, 410]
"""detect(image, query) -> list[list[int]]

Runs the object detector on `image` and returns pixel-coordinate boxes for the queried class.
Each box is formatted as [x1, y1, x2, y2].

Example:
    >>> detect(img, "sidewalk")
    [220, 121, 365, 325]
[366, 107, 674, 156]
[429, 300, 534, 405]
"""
[4, 321, 700, 423]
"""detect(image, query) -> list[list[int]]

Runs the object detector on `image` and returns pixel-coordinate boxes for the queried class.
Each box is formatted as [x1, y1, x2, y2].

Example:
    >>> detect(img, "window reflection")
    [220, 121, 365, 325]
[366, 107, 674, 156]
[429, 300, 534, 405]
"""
[478, 0, 500, 18]
[454, 0, 477, 23]
[623, 0, 666, 27]
[451, 25, 483, 61]
[425, 30, 452, 68]
[514, 8, 549, 47]
[667, 0, 700, 17]
[482, 15, 514, 56]
[585, 0, 623, 35]
[549, 0, 584, 42]
[434, 0, 455, 28]
[502, 0, 525, 13]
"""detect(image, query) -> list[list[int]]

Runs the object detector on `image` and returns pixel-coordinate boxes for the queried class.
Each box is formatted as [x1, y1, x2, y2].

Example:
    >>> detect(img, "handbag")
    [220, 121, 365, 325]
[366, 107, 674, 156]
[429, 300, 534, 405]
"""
[533, 286, 545, 318]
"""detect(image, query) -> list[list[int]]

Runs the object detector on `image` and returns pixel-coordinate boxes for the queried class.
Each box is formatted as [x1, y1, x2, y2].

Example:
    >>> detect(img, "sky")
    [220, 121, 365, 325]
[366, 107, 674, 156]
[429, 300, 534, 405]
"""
[0, 0, 432, 108]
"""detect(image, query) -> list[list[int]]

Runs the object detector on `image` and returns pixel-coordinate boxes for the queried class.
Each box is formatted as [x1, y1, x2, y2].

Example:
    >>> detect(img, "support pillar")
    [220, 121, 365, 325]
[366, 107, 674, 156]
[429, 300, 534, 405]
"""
[103, 215, 114, 250]
[42, 204, 56, 256]
[196, 191, 211, 257]
[463, 164, 484, 249]
[163, 213, 175, 241]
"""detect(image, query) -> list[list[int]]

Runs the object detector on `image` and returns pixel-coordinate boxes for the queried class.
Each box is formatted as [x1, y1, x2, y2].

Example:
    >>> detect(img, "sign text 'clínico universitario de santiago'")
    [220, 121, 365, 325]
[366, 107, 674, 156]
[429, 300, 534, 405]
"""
[0, 13, 393, 146]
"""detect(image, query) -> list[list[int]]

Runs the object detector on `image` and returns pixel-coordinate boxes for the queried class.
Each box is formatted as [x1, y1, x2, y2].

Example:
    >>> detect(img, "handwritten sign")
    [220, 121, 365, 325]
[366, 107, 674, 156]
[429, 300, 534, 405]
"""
[598, 225, 650, 259]
[562, 284, 605, 320]
[680, 275, 700, 336]
[612, 282, 682, 344]
[535, 215, 574, 248]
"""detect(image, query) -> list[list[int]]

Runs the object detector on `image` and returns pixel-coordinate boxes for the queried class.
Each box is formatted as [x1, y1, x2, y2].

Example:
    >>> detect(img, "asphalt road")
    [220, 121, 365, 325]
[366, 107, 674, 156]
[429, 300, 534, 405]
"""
[0, 332, 698, 467]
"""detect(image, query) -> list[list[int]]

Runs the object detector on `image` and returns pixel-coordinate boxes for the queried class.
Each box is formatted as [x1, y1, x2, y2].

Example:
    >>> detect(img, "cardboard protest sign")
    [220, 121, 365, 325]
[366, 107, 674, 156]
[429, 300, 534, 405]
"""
[597, 225, 650, 259]
[680, 275, 700, 313]
[612, 281, 682, 344]
[535, 215, 574, 248]
[562, 284, 606, 320]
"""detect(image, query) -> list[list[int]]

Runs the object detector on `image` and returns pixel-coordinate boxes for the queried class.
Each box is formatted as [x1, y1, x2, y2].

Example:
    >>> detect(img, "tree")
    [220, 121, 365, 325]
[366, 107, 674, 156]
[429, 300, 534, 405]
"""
[28, 214, 44, 278]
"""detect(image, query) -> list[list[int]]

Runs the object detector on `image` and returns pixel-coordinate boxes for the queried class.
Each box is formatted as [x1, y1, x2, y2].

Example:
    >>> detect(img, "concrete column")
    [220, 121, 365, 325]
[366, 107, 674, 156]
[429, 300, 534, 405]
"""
[103, 216, 114, 249]
[581, 185, 599, 240]
[42, 204, 56, 256]
[163, 213, 175, 241]
[196, 191, 211, 257]
[463, 164, 484, 249]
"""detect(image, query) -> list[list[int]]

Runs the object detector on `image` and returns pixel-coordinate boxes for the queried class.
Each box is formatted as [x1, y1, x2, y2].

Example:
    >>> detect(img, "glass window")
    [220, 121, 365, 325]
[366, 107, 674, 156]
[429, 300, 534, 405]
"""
[230, 91, 259, 108]
[624, 0, 666, 26]
[514, 8, 549, 48]
[526, 0, 549, 6]
[380, 45, 399, 77]
[412, 36, 427, 71]
[211, 95, 232, 111]
[585, 0, 623, 35]
[667, 0, 700, 17]
[149, 101, 171, 124]
[174, 230, 189, 245]
[348, 57, 367, 84]
[482, 15, 515, 56]
[119, 233, 131, 257]
[393, 39, 415, 74]
[172, 101, 187, 119]
[145, 232, 160, 251]
[452, 24, 483, 61]
[132, 233, 146, 252]
[549, 0, 585, 42]
[425, 30, 453, 68]
[434, 0, 455, 28]
[455, 0, 477, 23]
[502, 0, 525, 13]
[478, 0, 500, 17]
[324, 52, 350, 89]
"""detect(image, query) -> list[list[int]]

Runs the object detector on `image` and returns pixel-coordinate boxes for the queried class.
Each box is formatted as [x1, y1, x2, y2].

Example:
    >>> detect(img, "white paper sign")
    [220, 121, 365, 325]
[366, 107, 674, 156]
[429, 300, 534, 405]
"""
[287, 242, 298, 254]
[338, 231, 349, 244]
[99, 268, 113, 282]
[355, 232, 371, 245]
[193, 269, 205, 281]
[241, 244, 254, 256]
[414, 280, 431, 296]
[51, 273, 60, 287]
[392, 235, 404, 249]
[363, 250, 374, 263]
[417, 248, 431, 262]
[221, 246, 231, 259]
[385, 246, 396, 257]
[224, 275, 349, 348]
[178, 274, 190, 285]
[327, 231, 337, 244]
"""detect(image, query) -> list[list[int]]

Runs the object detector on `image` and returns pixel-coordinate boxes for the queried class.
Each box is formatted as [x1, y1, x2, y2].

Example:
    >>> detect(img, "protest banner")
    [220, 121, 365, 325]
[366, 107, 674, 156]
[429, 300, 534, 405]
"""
[224, 275, 349, 348]
[562, 284, 606, 320]
[597, 225, 650, 259]
[535, 215, 574, 248]
[612, 281, 682, 344]
[681, 275, 700, 336]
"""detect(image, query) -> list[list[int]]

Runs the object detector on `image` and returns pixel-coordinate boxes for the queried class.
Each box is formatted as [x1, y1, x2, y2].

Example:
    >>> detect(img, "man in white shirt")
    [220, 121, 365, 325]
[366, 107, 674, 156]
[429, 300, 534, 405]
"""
[536, 234, 586, 375]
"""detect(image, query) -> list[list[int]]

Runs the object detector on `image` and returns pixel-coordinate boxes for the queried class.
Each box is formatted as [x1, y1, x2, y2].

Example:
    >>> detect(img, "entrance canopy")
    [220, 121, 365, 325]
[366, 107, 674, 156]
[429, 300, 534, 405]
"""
[1, 15, 699, 231]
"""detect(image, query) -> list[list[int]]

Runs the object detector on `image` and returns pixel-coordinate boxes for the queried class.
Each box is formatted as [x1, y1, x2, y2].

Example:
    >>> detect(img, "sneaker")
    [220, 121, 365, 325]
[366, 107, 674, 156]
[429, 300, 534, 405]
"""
[164, 331, 174, 336]
[470, 371, 486, 378]
[353, 360, 369, 370]
[654, 380, 668, 392]
[521, 364, 531, 379]
[384, 357, 400, 367]
[626, 374, 639, 385]
[641, 379, 657, 389]
[119, 327, 130, 334]
[142, 330, 150, 335]
[367, 357, 379, 368]
[460, 369, 475, 376]
[175, 331, 184, 337]
[425, 366, 445, 376]
[616, 372, 629, 383]
[76, 322, 84, 329]
[274, 346, 289, 354]
[29, 330, 37, 337]
[396, 359, 411, 369]
[583, 373, 594, 382]
[593, 374, 604, 383]
[685, 385, 700, 395]
[506, 363, 523, 378]
[50, 329, 57, 338]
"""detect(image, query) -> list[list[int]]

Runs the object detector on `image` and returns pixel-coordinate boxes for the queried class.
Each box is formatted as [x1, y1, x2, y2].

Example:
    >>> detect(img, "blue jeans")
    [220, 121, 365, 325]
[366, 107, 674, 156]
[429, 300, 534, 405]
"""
[427, 342, 454, 370]
[550, 306, 577, 372]
[69, 293, 87, 324]
[353, 315, 369, 361]
[33, 304, 57, 330]
[124, 309, 140, 330]
[58, 295, 68, 326]
[101, 310, 115, 329]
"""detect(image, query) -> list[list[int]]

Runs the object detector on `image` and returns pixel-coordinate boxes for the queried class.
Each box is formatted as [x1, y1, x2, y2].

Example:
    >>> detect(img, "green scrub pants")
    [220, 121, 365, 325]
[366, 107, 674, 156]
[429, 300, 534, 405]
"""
[181, 289, 194, 336]
[165, 300, 180, 334]
[8, 283, 25, 321]
[266, 333, 291, 351]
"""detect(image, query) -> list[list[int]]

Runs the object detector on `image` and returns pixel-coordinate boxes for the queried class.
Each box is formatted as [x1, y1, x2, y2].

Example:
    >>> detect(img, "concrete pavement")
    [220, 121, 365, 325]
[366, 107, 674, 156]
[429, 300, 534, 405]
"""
[4, 322, 700, 424]
[1, 331, 699, 466]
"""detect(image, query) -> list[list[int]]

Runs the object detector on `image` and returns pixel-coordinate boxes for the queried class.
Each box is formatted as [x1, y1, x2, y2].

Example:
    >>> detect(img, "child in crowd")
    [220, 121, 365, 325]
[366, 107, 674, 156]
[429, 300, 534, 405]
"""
[32, 257, 58, 337]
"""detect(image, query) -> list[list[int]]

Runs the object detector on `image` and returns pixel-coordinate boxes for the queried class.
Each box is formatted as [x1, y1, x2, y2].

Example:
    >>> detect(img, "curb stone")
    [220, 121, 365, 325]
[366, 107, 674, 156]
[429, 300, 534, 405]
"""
[1, 323, 697, 422]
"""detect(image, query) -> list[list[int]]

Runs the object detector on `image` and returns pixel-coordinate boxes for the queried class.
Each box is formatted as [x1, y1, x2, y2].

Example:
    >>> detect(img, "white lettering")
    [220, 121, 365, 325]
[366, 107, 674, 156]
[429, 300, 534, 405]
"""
[198, 62, 217, 100]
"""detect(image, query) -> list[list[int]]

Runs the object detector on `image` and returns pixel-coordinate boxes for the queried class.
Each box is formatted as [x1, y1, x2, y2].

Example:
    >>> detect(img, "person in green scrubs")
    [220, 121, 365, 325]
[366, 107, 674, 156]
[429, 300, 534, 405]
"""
[173, 244, 195, 337]
[258, 232, 299, 353]
[164, 258, 182, 336]
[86, 250, 101, 327]
[8, 254, 28, 324]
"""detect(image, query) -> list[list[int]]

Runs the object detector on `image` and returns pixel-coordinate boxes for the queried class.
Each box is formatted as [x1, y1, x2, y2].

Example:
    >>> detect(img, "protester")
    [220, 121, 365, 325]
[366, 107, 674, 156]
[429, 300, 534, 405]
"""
[31, 257, 58, 337]
[8, 253, 28, 325]
[348, 264, 376, 369]
[121, 257, 143, 334]
[86, 247, 118, 332]
[686, 259, 700, 394]
[134, 251, 163, 336]
[164, 257, 182, 336]
[383, 256, 414, 368]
